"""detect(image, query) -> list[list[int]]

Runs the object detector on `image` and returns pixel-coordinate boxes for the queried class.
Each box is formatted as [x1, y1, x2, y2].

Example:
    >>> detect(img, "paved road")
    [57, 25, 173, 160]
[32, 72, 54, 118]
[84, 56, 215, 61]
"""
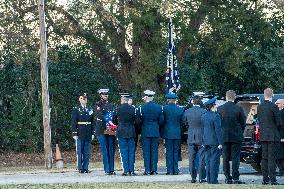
[0, 162, 284, 185]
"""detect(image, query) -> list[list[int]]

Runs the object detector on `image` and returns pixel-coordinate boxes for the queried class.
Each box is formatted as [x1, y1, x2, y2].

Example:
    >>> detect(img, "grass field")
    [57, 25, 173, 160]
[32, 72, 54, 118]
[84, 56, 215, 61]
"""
[1, 183, 284, 189]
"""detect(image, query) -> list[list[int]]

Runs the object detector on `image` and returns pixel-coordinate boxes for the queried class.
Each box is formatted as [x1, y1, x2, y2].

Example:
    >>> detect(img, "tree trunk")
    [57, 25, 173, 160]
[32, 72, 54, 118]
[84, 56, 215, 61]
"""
[38, 0, 52, 169]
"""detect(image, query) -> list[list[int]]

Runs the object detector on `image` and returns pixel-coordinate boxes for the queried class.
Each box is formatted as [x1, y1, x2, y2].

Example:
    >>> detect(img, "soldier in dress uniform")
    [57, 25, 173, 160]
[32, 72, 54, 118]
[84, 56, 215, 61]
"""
[201, 98, 223, 184]
[127, 95, 143, 160]
[139, 90, 164, 175]
[71, 93, 94, 173]
[113, 93, 137, 176]
[94, 88, 116, 175]
[161, 93, 184, 175]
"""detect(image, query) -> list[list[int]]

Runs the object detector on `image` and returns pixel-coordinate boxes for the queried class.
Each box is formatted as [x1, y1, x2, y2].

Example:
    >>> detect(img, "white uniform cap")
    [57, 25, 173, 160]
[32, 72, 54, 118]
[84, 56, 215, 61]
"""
[144, 90, 155, 96]
[98, 88, 109, 94]
[275, 99, 284, 104]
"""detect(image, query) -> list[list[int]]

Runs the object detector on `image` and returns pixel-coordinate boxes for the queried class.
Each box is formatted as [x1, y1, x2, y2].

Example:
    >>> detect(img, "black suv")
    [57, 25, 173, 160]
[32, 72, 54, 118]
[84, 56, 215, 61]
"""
[236, 94, 284, 172]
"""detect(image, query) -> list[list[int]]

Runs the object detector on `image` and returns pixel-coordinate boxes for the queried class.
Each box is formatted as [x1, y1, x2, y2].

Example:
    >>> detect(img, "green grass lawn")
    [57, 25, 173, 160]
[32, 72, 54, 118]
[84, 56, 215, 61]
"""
[1, 183, 284, 189]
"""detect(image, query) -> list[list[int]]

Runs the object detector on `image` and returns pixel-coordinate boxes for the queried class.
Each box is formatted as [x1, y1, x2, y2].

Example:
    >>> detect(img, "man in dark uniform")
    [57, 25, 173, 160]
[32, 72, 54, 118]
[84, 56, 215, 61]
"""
[161, 93, 184, 175]
[275, 99, 284, 175]
[114, 93, 137, 176]
[128, 95, 140, 155]
[94, 88, 116, 175]
[201, 98, 223, 184]
[217, 90, 246, 184]
[258, 88, 282, 185]
[183, 95, 206, 183]
[71, 93, 94, 173]
[140, 90, 164, 175]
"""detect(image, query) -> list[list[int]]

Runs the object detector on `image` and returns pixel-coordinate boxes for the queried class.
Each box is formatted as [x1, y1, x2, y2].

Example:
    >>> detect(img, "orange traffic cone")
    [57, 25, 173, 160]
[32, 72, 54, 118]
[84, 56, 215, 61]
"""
[55, 144, 64, 168]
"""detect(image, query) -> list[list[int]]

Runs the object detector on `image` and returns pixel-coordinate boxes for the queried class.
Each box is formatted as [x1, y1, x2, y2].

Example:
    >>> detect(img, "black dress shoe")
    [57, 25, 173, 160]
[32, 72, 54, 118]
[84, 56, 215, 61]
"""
[143, 172, 151, 175]
[232, 180, 245, 184]
[130, 172, 137, 176]
[84, 169, 90, 173]
[262, 181, 269, 185]
[105, 172, 110, 175]
[225, 178, 232, 184]
[121, 173, 127, 176]
[191, 179, 197, 183]
[79, 169, 85, 173]
[271, 182, 279, 185]
[151, 171, 158, 175]
[110, 171, 116, 175]
[199, 179, 206, 183]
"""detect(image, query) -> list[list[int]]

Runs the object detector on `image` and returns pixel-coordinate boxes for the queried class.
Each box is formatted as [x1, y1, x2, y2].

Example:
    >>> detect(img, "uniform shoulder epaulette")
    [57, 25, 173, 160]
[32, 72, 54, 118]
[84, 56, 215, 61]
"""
[72, 106, 79, 110]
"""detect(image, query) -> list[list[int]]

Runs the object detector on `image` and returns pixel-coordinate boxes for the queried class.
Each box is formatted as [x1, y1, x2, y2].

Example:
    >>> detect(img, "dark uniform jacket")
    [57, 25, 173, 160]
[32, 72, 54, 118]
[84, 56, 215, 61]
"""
[140, 101, 164, 138]
[71, 105, 94, 140]
[93, 100, 114, 136]
[114, 103, 136, 138]
[161, 103, 184, 139]
[201, 111, 223, 146]
[257, 100, 282, 142]
[184, 106, 206, 144]
[217, 101, 246, 143]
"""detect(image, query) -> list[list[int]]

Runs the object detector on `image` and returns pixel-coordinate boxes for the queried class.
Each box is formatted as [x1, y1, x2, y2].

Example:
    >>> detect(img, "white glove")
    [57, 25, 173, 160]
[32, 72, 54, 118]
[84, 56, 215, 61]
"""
[281, 139, 284, 142]
[217, 144, 222, 149]
[73, 136, 78, 140]
[92, 135, 94, 140]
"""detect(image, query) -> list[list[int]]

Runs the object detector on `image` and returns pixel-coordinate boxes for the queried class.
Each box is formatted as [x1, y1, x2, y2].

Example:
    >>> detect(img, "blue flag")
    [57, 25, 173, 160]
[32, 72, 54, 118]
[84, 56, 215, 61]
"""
[166, 18, 181, 94]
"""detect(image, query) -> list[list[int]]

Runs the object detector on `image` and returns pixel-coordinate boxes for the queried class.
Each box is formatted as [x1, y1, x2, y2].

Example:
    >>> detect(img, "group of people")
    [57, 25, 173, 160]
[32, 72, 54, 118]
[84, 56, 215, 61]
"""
[70, 87, 284, 185]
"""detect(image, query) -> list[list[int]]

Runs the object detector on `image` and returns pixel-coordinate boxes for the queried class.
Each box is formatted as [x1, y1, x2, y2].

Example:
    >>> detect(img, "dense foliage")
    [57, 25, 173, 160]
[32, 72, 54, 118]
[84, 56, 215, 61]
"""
[0, 0, 284, 152]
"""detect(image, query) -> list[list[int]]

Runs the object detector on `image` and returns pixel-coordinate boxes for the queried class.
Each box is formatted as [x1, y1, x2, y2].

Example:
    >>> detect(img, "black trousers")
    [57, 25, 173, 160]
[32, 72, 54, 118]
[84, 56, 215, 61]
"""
[188, 144, 206, 181]
[222, 142, 241, 180]
[261, 141, 280, 183]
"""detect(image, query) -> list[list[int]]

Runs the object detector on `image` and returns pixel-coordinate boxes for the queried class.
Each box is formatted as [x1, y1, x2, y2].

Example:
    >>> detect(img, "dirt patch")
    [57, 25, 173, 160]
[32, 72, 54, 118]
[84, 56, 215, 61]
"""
[0, 140, 188, 167]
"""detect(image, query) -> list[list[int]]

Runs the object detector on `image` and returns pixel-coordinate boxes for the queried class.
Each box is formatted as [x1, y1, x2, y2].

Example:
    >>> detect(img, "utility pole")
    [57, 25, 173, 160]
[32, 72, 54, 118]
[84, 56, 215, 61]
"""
[38, 0, 52, 169]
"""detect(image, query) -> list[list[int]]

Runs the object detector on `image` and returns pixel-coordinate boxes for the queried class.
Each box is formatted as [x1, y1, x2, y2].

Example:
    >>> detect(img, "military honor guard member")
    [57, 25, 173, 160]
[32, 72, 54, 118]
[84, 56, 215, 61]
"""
[94, 88, 116, 175]
[161, 93, 184, 175]
[127, 95, 140, 154]
[114, 93, 137, 176]
[71, 93, 94, 173]
[201, 98, 223, 184]
[139, 90, 164, 175]
[183, 95, 206, 183]
[217, 90, 246, 184]
[258, 88, 282, 185]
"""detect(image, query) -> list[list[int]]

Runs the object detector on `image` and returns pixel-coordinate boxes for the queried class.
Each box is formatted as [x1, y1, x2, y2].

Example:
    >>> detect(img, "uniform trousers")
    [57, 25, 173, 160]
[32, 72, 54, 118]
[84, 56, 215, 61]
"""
[118, 137, 135, 173]
[76, 138, 91, 171]
[165, 139, 180, 174]
[97, 135, 116, 173]
[141, 137, 159, 173]
[205, 145, 221, 184]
